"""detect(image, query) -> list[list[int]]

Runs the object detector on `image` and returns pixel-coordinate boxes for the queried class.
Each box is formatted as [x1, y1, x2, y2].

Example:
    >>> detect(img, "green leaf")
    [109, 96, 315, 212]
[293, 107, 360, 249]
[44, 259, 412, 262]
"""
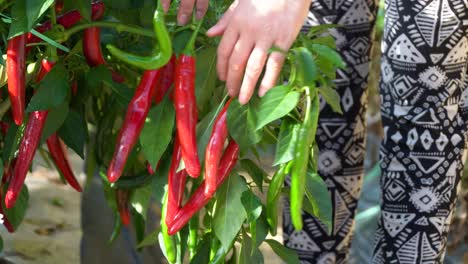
[319, 85, 342, 114]
[240, 159, 266, 192]
[139, 96, 175, 169]
[305, 171, 333, 234]
[310, 44, 346, 69]
[40, 102, 69, 143]
[254, 214, 269, 248]
[255, 86, 300, 130]
[213, 175, 248, 251]
[2, 123, 23, 163]
[1, 184, 29, 230]
[273, 119, 300, 166]
[137, 229, 159, 248]
[27, 64, 70, 112]
[306, 24, 339, 38]
[189, 233, 211, 264]
[227, 99, 262, 151]
[241, 190, 262, 223]
[311, 35, 336, 49]
[30, 29, 71, 53]
[292, 47, 317, 87]
[58, 110, 87, 158]
[65, 0, 91, 21]
[86, 65, 112, 89]
[8, 0, 55, 38]
[265, 239, 300, 264]
[195, 47, 217, 116]
[239, 229, 264, 264]
[196, 109, 217, 164]
[130, 183, 153, 221]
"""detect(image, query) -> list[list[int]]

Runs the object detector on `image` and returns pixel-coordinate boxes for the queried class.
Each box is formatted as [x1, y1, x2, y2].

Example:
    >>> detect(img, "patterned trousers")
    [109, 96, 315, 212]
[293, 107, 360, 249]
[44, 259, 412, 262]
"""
[283, 0, 468, 263]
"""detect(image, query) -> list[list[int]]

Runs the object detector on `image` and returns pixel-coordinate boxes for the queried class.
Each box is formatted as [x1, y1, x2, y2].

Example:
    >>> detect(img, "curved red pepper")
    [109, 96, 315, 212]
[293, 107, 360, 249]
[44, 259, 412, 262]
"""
[116, 189, 131, 226]
[7, 34, 27, 125]
[46, 134, 82, 192]
[4, 60, 55, 208]
[5, 110, 49, 208]
[155, 55, 176, 104]
[107, 69, 161, 183]
[166, 138, 188, 225]
[174, 55, 200, 178]
[167, 140, 239, 235]
[82, 27, 125, 83]
[204, 99, 231, 195]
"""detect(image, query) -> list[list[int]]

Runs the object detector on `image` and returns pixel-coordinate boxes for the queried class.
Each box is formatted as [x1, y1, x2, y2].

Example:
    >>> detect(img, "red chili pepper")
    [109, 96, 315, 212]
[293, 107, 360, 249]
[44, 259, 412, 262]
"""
[204, 99, 231, 195]
[154, 55, 176, 104]
[166, 138, 188, 225]
[167, 140, 239, 235]
[4, 59, 55, 208]
[116, 189, 131, 226]
[7, 34, 27, 125]
[107, 69, 161, 183]
[46, 134, 82, 192]
[5, 110, 49, 208]
[82, 27, 125, 83]
[27, 2, 105, 46]
[174, 55, 200, 178]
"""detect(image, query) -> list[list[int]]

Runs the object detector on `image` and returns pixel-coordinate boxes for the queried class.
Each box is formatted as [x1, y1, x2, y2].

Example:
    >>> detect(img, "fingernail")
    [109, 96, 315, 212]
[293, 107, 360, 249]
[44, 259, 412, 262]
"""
[196, 10, 203, 20]
[178, 14, 188, 25]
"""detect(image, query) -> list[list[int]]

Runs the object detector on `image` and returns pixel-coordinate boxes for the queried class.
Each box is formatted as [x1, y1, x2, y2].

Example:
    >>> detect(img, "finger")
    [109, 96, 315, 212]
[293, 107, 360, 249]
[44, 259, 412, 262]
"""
[238, 43, 269, 104]
[161, 0, 171, 13]
[259, 44, 289, 97]
[216, 26, 239, 81]
[178, 0, 195, 25]
[226, 37, 254, 98]
[206, 1, 237, 37]
[195, 0, 209, 19]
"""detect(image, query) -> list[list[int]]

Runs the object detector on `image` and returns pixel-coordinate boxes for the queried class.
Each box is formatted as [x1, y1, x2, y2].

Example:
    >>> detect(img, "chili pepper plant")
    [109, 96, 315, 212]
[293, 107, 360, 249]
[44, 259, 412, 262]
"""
[0, 0, 345, 262]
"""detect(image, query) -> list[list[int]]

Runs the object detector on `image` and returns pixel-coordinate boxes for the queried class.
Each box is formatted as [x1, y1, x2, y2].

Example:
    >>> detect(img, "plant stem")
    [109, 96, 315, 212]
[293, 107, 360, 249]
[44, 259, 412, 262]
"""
[303, 86, 312, 124]
[63, 21, 155, 41]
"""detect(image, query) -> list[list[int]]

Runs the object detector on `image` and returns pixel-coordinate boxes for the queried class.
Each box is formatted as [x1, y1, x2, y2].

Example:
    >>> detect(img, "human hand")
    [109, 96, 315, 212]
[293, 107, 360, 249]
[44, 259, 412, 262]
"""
[206, 0, 311, 104]
[160, 0, 208, 25]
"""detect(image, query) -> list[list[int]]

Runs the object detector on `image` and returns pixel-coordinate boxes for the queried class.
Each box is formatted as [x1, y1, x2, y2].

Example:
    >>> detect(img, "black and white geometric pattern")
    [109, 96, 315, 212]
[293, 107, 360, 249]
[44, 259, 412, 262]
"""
[283, 0, 466, 263]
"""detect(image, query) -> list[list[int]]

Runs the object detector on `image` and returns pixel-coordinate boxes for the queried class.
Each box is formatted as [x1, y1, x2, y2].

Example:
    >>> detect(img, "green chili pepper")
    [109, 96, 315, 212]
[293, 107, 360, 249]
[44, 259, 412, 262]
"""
[161, 192, 177, 263]
[106, 2, 172, 70]
[290, 89, 320, 230]
[266, 162, 291, 235]
[188, 214, 198, 259]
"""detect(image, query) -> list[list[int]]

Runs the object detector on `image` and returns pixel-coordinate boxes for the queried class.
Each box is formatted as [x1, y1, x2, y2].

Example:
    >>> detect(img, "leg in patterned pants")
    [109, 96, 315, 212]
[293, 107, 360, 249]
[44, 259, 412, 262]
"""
[284, 0, 378, 263]
[283, 0, 468, 263]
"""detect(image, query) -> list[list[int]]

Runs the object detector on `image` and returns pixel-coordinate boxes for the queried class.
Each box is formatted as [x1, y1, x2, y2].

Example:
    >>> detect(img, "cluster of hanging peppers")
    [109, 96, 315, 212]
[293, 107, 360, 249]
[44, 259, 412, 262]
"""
[96, 2, 241, 235]
[2, 2, 109, 209]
